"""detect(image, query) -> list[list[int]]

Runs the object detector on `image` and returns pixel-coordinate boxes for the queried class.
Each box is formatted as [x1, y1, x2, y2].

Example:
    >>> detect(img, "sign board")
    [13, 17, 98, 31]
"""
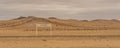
[36, 23, 52, 28]
[35, 23, 52, 36]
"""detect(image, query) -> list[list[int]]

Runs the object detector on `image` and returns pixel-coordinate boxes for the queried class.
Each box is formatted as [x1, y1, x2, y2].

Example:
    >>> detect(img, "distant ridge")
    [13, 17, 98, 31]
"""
[0, 16, 120, 31]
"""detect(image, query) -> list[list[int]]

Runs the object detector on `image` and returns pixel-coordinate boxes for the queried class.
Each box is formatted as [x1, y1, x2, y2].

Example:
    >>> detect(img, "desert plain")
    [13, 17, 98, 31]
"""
[0, 16, 120, 48]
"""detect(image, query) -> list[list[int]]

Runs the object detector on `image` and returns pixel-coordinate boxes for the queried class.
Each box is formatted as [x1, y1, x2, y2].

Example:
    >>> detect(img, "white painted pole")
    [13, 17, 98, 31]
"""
[36, 24, 38, 36]
[50, 24, 52, 36]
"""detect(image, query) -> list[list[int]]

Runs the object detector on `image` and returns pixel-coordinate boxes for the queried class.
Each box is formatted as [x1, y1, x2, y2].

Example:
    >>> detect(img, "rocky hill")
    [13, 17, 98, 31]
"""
[0, 16, 120, 31]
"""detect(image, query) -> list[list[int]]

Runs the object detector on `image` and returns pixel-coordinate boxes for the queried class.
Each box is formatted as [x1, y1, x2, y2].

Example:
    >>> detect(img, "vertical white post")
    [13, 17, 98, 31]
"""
[36, 24, 38, 36]
[51, 24, 52, 36]
[49, 24, 52, 36]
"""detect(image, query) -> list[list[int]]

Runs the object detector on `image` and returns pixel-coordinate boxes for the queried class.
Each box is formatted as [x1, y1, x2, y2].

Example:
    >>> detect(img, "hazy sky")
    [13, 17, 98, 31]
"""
[0, 0, 120, 20]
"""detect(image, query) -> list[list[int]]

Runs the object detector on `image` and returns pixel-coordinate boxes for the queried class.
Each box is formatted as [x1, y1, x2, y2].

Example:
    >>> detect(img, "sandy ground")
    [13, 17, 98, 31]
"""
[0, 30, 120, 48]
[0, 30, 120, 36]
[0, 37, 120, 48]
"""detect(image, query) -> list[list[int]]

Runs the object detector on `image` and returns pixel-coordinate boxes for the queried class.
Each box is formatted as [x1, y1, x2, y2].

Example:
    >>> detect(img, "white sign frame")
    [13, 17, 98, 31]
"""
[35, 23, 52, 36]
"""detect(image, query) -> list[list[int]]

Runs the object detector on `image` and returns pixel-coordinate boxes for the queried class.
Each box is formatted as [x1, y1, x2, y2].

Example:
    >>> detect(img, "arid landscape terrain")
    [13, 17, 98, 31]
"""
[0, 16, 120, 36]
[0, 16, 120, 48]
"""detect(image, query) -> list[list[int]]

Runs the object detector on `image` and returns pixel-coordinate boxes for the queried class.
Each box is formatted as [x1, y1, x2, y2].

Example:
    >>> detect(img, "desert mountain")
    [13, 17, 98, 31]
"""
[0, 16, 120, 31]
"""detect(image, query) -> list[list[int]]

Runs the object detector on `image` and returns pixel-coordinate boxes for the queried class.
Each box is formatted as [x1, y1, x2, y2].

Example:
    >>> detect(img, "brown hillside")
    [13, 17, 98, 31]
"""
[0, 16, 120, 31]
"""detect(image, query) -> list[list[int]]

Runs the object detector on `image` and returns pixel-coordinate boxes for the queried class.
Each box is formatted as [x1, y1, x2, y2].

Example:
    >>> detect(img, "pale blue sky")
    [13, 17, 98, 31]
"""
[0, 0, 120, 20]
